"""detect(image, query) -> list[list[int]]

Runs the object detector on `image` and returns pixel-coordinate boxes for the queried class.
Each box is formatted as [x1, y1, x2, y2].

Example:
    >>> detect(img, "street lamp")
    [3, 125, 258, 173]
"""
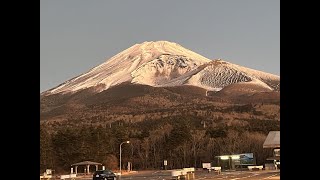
[119, 141, 130, 175]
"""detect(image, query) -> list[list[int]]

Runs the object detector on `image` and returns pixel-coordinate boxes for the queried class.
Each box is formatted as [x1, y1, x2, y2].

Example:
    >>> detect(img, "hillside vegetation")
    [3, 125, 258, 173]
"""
[40, 84, 279, 173]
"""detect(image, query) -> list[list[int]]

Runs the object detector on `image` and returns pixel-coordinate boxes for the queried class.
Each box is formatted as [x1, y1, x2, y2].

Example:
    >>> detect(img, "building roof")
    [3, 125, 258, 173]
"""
[71, 161, 102, 166]
[263, 131, 280, 148]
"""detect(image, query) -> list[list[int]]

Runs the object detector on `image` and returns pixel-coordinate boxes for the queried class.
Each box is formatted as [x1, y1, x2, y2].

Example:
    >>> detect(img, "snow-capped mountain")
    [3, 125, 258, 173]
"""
[42, 41, 279, 95]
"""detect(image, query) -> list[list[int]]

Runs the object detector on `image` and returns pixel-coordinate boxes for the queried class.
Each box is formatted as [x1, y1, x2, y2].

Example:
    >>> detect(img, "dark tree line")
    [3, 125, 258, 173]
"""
[40, 116, 277, 174]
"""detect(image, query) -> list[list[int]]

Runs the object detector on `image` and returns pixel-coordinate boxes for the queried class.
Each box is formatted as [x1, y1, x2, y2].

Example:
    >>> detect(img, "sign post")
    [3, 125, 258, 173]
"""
[164, 160, 167, 170]
[202, 163, 211, 169]
[46, 169, 52, 175]
[127, 162, 131, 172]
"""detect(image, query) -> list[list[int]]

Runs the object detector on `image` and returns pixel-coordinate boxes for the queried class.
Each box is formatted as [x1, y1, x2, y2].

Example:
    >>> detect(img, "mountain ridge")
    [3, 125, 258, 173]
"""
[41, 41, 279, 96]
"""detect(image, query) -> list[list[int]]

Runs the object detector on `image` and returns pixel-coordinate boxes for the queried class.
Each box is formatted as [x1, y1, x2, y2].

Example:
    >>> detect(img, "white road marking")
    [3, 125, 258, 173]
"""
[263, 173, 279, 179]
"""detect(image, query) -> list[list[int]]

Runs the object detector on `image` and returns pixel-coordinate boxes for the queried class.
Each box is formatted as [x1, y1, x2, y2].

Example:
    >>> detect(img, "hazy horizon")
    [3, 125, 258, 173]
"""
[41, 0, 279, 92]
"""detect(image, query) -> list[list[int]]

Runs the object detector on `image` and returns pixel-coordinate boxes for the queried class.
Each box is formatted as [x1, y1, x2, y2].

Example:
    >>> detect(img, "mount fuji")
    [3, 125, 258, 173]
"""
[40, 41, 279, 123]
[42, 41, 279, 96]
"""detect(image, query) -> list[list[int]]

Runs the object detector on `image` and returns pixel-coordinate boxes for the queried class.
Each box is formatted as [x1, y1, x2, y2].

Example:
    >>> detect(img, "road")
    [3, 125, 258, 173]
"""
[117, 170, 280, 180]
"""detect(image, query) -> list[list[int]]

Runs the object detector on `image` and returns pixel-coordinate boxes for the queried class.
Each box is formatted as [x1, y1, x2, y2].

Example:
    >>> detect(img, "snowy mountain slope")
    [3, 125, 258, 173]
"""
[185, 60, 279, 91]
[42, 41, 210, 95]
[42, 41, 279, 96]
[131, 54, 206, 86]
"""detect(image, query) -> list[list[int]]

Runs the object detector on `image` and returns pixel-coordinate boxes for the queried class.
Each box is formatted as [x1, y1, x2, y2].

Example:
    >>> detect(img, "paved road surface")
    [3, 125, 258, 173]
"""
[119, 170, 280, 180]
[75, 170, 279, 180]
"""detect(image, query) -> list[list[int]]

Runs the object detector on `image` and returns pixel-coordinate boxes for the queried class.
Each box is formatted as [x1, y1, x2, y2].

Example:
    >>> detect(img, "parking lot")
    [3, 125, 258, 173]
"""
[63, 169, 279, 180]
[118, 170, 279, 180]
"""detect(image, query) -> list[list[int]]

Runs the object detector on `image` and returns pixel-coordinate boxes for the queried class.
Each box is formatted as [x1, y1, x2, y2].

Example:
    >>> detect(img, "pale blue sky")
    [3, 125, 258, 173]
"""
[40, 0, 280, 92]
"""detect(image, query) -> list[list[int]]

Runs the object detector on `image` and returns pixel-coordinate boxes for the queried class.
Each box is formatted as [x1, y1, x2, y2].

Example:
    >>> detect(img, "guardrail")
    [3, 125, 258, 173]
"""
[211, 167, 221, 174]
[248, 166, 263, 170]
[40, 175, 52, 180]
[171, 167, 195, 179]
[60, 174, 77, 180]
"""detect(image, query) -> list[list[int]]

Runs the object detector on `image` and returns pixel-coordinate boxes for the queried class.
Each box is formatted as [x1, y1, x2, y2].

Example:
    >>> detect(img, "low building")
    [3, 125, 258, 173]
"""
[263, 131, 280, 169]
[215, 153, 255, 170]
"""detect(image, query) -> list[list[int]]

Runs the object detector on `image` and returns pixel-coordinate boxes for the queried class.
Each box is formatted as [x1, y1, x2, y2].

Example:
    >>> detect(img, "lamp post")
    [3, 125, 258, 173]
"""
[120, 141, 130, 175]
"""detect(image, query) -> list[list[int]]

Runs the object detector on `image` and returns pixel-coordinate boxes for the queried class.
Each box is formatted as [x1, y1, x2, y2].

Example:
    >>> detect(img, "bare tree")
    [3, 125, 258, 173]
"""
[190, 130, 206, 167]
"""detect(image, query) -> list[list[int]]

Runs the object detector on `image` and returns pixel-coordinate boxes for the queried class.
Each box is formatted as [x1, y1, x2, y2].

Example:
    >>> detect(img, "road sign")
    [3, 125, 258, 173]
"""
[202, 163, 211, 169]
[164, 160, 167, 166]
[46, 169, 52, 175]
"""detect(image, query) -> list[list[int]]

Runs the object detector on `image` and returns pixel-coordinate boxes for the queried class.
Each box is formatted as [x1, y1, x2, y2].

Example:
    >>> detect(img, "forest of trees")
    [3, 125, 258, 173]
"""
[40, 116, 278, 174]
